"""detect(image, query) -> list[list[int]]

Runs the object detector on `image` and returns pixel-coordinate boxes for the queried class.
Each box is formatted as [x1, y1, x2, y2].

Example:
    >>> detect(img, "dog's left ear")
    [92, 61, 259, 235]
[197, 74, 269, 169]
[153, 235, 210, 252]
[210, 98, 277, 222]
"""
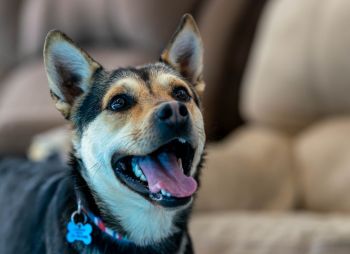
[161, 14, 205, 94]
[43, 30, 101, 119]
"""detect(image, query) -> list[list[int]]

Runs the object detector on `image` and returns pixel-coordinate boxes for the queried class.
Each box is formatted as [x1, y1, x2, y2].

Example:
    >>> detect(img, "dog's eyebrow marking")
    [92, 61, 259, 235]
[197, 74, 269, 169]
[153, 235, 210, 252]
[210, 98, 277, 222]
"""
[154, 73, 193, 94]
[156, 73, 203, 106]
[102, 77, 140, 109]
[155, 73, 186, 87]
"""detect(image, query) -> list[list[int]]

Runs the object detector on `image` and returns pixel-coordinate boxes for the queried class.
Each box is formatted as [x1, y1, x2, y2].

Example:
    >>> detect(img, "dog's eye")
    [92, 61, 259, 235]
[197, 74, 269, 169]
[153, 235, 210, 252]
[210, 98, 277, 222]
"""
[172, 87, 191, 102]
[108, 94, 134, 112]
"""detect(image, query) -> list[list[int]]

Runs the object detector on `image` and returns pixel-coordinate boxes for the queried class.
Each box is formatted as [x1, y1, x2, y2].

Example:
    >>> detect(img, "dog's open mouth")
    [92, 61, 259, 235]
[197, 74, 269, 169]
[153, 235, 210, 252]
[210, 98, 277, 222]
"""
[111, 138, 197, 208]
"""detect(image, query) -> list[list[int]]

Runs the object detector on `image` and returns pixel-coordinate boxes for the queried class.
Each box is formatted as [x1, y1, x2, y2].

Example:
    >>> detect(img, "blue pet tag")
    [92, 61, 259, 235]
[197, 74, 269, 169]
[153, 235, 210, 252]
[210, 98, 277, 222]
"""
[66, 211, 92, 245]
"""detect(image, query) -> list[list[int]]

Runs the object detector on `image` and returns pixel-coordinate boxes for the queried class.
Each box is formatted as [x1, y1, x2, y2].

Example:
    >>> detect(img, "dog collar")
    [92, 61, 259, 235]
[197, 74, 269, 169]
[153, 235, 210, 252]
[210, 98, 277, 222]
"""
[66, 199, 131, 245]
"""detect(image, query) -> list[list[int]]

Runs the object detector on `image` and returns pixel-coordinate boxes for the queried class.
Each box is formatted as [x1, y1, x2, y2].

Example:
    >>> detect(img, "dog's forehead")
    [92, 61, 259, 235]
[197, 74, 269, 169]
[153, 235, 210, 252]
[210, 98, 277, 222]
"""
[110, 71, 182, 89]
[103, 64, 188, 103]
[109, 63, 185, 89]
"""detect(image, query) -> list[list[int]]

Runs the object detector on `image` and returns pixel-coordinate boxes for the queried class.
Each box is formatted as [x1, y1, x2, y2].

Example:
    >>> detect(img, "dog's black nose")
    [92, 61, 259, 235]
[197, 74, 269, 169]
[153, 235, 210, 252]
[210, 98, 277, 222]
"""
[156, 101, 189, 130]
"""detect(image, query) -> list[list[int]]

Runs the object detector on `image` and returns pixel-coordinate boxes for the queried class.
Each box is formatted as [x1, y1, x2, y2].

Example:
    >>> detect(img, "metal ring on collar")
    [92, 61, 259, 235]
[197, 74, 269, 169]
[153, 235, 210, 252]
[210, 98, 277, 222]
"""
[71, 210, 87, 224]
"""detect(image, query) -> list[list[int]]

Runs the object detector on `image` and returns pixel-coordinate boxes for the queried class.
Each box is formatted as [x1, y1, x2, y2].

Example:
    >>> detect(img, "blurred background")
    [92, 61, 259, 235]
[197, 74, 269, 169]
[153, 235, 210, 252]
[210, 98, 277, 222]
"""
[3, 0, 350, 253]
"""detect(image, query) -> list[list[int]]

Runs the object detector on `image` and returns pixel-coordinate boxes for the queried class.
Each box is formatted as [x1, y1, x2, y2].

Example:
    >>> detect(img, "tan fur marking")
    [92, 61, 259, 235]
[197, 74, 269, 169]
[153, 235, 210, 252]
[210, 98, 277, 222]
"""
[55, 101, 71, 118]
[102, 78, 141, 109]
[153, 73, 194, 98]
[156, 73, 188, 87]
[194, 80, 206, 95]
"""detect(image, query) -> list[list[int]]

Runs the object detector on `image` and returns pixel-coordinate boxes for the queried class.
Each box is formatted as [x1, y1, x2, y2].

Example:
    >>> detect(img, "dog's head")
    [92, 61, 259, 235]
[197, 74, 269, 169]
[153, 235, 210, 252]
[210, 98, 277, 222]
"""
[44, 14, 205, 245]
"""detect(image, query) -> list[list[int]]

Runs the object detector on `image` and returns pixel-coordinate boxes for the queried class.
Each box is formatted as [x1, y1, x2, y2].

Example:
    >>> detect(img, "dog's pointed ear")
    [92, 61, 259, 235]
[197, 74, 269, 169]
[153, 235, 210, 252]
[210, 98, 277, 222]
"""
[43, 30, 101, 119]
[161, 14, 205, 94]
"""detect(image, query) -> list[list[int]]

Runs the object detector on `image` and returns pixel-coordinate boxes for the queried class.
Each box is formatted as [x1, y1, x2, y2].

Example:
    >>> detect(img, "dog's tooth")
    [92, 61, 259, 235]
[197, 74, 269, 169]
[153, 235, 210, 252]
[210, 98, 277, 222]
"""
[132, 167, 137, 176]
[178, 158, 184, 173]
[131, 159, 137, 172]
[178, 138, 186, 144]
[132, 158, 148, 181]
[131, 159, 141, 176]
[160, 190, 172, 197]
[140, 174, 147, 182]
[178, 158, 182, 168]
[150, 192, 162, 201]
[135, 168, 142, 178]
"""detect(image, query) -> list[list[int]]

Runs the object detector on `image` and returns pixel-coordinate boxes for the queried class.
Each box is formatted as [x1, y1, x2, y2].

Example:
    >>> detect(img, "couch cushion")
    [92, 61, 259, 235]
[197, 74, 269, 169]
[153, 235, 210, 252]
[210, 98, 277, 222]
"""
[18, 0, 114, 58]
[0, 0, 22, 80]
[199, 0, 267, 140]
[195, 125, 296, 212]
[241, 0, 350, 132]
[0, 48, 152, 156]
[191, 211, 350, 254]
[295, 117, 350, 212]
[106, 0, 199, 53]
[0, 60, 63, 156]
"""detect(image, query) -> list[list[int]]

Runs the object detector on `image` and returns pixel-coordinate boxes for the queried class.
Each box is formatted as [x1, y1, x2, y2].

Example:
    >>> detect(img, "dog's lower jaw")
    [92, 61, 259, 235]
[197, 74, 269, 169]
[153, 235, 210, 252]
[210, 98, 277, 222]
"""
[76, 132, 198, 247]
[67, 162, 194, 254]
[75, 160, 190, 247]
[86, 176, 191, 246]
[100, 193, 182, 247]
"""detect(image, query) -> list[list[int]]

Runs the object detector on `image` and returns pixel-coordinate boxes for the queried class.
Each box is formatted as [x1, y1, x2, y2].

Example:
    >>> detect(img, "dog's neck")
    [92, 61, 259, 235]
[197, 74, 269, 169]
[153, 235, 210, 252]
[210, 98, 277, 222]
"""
[65, 156, 193, 254]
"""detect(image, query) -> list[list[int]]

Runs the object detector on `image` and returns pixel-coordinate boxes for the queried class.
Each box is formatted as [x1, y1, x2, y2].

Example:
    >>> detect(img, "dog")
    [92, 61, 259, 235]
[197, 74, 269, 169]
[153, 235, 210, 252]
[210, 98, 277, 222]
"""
[0, 14, 206, 253]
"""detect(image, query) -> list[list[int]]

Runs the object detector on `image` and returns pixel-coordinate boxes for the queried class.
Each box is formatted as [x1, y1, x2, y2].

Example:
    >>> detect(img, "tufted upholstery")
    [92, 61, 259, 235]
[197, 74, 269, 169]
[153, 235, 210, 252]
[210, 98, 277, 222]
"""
[191, 1, 350, 252]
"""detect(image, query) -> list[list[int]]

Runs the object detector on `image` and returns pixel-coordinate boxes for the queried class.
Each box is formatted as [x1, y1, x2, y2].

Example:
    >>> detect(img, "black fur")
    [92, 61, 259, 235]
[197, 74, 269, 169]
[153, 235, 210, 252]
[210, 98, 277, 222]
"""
[0, 155, 197, 253]
[0, 61, 204, 253]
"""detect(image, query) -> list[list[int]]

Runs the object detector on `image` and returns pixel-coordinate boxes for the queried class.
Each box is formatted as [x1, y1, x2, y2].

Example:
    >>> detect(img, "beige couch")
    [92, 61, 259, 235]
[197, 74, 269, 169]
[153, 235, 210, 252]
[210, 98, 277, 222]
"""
[3, 0, 350, 253]
[191, 0, 350, 253]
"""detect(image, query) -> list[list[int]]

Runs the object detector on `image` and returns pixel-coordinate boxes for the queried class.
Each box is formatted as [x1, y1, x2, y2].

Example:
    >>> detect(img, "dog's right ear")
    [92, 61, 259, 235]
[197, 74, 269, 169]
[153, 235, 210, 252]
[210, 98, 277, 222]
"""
[43, 30, 101, 119]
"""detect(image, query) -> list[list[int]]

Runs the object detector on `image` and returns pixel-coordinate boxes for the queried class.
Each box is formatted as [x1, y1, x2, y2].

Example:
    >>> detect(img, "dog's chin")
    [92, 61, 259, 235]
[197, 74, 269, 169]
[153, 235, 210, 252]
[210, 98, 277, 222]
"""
[111, 138, 197, 208]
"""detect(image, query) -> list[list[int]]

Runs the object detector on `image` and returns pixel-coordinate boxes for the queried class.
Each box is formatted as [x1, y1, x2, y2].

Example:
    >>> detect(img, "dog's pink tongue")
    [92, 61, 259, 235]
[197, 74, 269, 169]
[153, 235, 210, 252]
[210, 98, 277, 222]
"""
[137, 152, 197, 198]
